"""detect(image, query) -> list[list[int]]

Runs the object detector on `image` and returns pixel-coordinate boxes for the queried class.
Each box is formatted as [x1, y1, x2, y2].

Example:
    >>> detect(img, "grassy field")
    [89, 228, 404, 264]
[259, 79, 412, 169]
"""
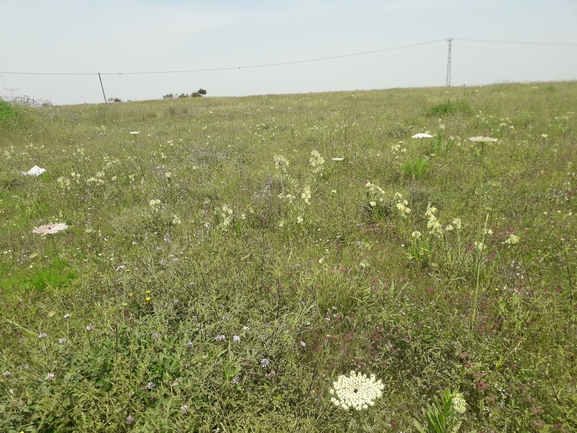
[1, 81, 576, 432]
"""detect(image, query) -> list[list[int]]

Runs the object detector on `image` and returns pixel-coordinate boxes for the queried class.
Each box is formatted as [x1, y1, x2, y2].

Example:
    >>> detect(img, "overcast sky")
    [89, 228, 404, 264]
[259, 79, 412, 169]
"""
[1, 0, 576, 105]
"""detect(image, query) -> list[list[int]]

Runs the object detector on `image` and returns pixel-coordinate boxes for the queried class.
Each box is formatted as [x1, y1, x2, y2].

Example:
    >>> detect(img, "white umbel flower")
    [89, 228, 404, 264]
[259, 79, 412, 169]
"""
[32, 223, 68, 235]
[468, 136, 497, 142]
[329, 371, 384, 410]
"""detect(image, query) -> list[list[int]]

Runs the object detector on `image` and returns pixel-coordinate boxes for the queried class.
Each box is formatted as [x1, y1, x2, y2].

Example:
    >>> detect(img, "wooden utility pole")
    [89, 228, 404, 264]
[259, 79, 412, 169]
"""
[98, 73, 107, 103]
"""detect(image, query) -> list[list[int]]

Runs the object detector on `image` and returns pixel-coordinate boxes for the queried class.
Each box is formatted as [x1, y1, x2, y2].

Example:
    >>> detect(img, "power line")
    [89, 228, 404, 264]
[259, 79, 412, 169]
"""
[455, 38, 577, 46]
[0, 39, 447, 77]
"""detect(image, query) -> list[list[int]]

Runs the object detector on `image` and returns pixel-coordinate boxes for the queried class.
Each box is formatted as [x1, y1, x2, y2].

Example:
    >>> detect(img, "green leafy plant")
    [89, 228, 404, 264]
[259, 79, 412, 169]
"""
[426, 99, 472, 116]
[402, 157, 430, 180]
[413, 388, 466, 433]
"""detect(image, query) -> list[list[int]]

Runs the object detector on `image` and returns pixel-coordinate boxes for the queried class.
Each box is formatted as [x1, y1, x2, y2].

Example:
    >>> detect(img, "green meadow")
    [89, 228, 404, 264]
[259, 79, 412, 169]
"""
[1, 82, 576, 432]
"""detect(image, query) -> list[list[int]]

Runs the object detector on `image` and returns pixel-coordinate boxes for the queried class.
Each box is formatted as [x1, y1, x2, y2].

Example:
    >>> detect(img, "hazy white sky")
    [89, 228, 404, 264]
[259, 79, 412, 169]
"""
[1, 0, 576, 105]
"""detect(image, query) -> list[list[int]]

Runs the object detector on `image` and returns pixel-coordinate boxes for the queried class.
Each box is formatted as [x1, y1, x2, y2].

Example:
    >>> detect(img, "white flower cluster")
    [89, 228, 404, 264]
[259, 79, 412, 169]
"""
[365, 182, 386, 207]
[278, 193, 296, 204]
[394, 193, 411, 218]
[451, 392, 467, 414]
[329, 371, 384, 411]
[274, 154, 289, 173]
[426, 203, 443, 237]
[504, 233, 520, 245]
[301, 185, 312, 205]
[425, 204, 461, 238]
[309, 150, 325, 174]
[57, 176, 71, 190]
[87, 171, 106, 185]
[220, 204, 233, 228]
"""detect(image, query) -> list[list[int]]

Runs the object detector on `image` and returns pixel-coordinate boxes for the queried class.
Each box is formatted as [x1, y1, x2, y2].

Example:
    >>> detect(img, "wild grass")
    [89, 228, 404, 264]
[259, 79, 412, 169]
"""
[1, 82, 576, 432]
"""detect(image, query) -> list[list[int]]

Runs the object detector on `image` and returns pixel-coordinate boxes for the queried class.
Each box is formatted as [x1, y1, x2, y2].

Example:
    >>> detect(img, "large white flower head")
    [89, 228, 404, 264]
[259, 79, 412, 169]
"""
[329, 371, 384, 411]
[32, 223, 68, 235]
[468, 136, 497, 143]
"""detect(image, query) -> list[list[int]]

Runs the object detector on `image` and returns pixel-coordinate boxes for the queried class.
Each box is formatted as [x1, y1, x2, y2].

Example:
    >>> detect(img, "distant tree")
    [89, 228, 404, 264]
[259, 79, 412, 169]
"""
[163, 89, 206, 99]
[107, 97, 122, 103]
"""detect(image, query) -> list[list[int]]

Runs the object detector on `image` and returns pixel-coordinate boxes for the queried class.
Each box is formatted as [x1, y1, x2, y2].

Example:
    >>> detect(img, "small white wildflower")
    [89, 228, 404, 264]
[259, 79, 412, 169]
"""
[274, 155, 289, 172]
[38, 333, 47, 339]
[504, 233, 520, 245]
[468, 136, 497, 142]
[233, 335, 241, 343]
[411, 231, 422, 239]
[3, 371, 10, 377]
[301, 185, 312, 204]
[180, 404, 188, 414]
[215, 335, 226, 342]
[310, 150, 325, 173]
[59, 338, 67, 344]
[261, 358, 270, 368]
[45, 373, 55, 381]
[452, 218, 462, 230]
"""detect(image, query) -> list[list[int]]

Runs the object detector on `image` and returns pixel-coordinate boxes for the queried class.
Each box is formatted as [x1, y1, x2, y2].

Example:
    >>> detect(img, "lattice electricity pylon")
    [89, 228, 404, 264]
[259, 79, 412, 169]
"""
[2, 87, 21, 101]
[446, 38, 454, 87]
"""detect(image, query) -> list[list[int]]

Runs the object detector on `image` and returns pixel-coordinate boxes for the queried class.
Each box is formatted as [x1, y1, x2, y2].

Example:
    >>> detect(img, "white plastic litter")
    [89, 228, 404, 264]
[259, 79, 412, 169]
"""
[21, 166, 46, 176]
[412, 133, 433, 139]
